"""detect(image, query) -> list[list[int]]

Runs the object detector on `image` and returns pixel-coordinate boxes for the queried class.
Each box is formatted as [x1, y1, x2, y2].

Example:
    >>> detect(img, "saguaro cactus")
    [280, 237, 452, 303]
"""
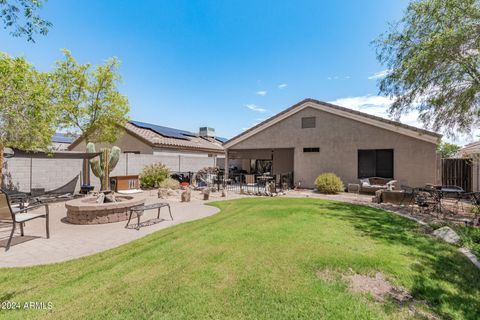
[86, 142, 120, 191]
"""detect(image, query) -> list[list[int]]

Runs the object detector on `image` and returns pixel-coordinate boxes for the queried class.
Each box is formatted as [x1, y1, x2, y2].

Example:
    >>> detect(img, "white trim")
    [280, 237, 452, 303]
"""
[224, 101, 439, 148]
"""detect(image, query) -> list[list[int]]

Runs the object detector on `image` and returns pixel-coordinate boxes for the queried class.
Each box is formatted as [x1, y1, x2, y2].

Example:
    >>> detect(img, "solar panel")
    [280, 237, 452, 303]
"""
[216, 137, 228, 143]
[130, 120, 195, 140]
[52, 132, 76, 143]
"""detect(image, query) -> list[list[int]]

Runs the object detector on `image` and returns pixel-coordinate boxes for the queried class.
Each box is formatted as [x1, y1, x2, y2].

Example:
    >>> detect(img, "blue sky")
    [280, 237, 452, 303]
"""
[0, 0, 470, 144]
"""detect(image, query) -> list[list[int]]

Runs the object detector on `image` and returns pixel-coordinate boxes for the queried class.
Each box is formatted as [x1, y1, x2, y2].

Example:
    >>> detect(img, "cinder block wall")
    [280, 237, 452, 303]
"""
[3, 158, 82, 193]
[3, 153, 218, 193]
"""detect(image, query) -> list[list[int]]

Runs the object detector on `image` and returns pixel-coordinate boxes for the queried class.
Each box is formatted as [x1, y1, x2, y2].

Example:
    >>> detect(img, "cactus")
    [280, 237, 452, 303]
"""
[86, 142, 120, 191]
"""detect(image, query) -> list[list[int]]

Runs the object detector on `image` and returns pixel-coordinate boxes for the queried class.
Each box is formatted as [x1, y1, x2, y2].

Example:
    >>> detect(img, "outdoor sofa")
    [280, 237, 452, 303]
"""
[359, 177, 397, 194]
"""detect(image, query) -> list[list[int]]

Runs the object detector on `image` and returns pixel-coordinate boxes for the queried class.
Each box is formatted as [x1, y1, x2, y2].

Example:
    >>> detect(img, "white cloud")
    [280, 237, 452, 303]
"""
[278, 83, 288, 89]
[368, 69, 390, 80]
[245, 104, 267, 113]
[327, 75, 351, 80]
[256, 91, 267, 96]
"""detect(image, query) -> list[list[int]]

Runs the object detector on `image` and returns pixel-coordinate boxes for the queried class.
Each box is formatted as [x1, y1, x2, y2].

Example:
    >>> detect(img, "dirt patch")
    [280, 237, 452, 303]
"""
[315, 268, 340, 283]
[346, 272, 412, 303]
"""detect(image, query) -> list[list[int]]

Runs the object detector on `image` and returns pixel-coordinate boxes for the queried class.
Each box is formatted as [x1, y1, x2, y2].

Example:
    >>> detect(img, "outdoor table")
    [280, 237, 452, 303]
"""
[438, 188, 465, 215]
[126, 202, 172, 230]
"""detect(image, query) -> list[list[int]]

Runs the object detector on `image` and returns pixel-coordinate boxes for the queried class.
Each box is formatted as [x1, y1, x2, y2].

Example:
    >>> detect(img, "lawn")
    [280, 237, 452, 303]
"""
[1, 198, 479, 319]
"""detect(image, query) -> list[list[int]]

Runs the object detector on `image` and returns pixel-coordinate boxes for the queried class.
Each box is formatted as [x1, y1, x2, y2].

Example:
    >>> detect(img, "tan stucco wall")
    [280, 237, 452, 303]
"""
[228, 107, 438, 188]
[69, 131, 154, 154]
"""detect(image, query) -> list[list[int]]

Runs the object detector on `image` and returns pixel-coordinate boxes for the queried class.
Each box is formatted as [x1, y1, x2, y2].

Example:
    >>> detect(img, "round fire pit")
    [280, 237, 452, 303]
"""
[65, 195, 146, 225]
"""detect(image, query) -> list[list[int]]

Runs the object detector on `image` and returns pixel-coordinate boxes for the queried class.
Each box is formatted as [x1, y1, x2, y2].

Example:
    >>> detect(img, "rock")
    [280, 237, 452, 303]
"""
[158, 188, 168, 199]
[203, 188, 210, 200]
[104, 194, 116, 203]
[181, 188, 191, 202]
[432, 226, 460, 244]
[96, 193, 105, 204]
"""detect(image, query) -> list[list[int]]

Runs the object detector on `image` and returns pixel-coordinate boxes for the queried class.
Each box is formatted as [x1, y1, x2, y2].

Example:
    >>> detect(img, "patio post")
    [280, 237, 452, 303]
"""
[224, 149, 229, 180]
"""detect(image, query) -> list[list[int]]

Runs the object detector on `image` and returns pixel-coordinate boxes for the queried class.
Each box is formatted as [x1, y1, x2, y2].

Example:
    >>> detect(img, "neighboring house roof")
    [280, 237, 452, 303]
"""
[52, 132, 76, 144]
[69, 121, 225, 153]
[459, 141, 480, 156]
[224, 98, 441, 148]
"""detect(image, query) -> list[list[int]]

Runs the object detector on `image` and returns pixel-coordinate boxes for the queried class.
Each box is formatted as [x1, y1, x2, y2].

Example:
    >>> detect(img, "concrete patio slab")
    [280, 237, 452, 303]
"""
[0, 191, 223, 268]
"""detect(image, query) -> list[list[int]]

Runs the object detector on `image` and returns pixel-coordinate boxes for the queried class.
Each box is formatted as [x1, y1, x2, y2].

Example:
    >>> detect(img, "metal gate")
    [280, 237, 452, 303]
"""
[441, 158, 472, 192]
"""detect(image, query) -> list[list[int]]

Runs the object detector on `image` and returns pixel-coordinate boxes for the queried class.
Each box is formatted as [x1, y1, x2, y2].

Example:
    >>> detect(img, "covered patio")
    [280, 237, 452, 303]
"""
[225, 148, 294, 188]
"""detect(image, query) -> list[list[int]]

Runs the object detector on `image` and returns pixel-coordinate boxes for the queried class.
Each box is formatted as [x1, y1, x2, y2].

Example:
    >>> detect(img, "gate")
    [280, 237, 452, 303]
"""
[441, 158, 472, 192]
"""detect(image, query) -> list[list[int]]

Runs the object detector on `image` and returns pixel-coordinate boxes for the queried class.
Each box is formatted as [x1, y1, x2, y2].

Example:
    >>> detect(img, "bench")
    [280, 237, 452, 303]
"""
[126, 202, 172, 230]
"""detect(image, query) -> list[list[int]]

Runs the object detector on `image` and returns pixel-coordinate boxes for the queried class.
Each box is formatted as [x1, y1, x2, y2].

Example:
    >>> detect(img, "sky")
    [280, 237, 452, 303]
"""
[0, 0, 473, 144]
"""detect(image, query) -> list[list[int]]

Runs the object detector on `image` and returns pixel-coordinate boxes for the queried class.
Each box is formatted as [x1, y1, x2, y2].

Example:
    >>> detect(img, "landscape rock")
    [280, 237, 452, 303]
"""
[432, 226, 460, 244]
[181, 188, 191, 202]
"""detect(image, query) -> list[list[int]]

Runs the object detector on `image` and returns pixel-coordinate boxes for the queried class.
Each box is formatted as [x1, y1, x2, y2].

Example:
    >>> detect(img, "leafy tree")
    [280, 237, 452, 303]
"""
[0, 52, 57, 176]
[53, 49, 130, 144]
[437, 141, 461, 158]
[374, 0, 480, 135]
[0, 0, 52, 42]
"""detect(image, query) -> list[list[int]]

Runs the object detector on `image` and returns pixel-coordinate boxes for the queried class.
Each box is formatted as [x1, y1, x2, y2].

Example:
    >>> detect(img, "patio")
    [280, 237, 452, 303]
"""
[0, 191, 229, 267]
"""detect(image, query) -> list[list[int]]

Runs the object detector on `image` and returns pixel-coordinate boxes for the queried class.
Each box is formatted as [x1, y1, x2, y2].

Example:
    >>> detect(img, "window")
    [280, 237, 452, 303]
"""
[303, 147, 320, 153]
[358, 149, 394, 178]
[301, 117, 316, 128]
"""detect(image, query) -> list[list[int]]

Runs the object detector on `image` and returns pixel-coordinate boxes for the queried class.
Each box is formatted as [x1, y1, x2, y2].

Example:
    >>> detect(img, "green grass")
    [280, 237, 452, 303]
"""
[1, 198, 479, 319]
[431, 222, 480, 257]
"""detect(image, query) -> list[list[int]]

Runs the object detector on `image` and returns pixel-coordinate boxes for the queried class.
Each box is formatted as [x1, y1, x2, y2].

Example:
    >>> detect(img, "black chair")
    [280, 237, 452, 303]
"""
[411, 187, 442, 217]
[0, 189, 49, 251]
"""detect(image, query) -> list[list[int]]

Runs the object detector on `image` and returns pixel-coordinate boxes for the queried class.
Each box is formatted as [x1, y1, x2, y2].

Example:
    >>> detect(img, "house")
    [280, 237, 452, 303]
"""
[69, 121, 225, 163]
[223, 98, 441, 189]
[51, 133, 76, 151]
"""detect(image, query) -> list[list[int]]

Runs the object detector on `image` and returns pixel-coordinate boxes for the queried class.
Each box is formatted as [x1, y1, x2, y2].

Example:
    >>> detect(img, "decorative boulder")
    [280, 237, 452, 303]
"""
[181, 188, 191, 202]
[433, 226, 460, 244]
[158, 188, 169, 199]
[203, 188, 211, 200]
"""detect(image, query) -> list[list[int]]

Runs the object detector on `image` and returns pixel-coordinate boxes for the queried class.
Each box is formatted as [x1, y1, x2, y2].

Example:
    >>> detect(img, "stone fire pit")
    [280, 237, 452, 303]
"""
[65, 195, 146, 225]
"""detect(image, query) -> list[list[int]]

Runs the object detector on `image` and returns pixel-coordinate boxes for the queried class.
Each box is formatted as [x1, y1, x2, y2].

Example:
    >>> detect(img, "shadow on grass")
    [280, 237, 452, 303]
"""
[319, 201, 480, 319]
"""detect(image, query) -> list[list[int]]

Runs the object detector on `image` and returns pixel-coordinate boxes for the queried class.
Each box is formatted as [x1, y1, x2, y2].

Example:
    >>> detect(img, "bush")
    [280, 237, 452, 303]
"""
[158, 177, 180, 190]
[314, 173, 344, 194]
[139, 163, 170, 188]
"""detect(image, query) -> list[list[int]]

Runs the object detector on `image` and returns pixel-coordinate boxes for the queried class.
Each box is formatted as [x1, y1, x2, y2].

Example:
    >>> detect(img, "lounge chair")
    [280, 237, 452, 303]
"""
[0, 189, 49, 251]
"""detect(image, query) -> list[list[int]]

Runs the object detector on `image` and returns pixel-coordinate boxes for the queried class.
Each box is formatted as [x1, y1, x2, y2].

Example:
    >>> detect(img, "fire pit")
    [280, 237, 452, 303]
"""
[65, 193, 145, 225]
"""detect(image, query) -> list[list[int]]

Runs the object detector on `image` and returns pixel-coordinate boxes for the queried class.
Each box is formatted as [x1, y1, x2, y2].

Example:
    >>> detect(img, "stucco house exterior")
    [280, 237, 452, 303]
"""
[224, 98, 441, 189]
[69, 120, 225, 164]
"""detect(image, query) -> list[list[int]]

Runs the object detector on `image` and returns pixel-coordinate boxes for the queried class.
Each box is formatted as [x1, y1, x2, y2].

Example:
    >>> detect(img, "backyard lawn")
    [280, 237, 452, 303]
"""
[1, 198, 479, 319]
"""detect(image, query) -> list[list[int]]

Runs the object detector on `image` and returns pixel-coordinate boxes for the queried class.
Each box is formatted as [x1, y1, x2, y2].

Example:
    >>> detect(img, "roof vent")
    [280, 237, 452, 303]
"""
[199, 127, 215, 138]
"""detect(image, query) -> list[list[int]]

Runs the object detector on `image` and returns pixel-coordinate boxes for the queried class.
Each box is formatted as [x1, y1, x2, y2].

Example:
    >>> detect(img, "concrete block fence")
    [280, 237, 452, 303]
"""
[2, 153, 217, 193]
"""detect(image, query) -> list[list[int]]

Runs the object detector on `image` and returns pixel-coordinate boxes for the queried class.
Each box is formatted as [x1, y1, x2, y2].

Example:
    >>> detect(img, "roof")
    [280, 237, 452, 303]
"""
[124, 121, 224, 153]
[69, 121, 225, 153]
[459, 141, 480, 155]
[224, 98, 441, 148]
[52, 132, 76, 144]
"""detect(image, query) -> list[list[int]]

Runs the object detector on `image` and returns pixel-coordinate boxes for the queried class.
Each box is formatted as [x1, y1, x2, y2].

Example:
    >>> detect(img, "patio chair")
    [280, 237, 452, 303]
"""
[0, 189, 49, 251]
[411, 188, 442, 217]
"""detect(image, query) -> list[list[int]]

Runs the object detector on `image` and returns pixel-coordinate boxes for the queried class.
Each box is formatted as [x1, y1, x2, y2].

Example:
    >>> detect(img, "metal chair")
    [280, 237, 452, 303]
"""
[0, 189, 49, 251]
[411, 188, 442, 217]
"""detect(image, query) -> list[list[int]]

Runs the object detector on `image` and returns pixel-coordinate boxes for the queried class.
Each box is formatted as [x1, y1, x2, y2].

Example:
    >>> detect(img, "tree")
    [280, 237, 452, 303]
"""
[374, 0, 480, 135]
[0, 52, 57, 176]
[0, 0, 52, 42]
[53, 49, 130, 144]
[437, 142, 461, 158]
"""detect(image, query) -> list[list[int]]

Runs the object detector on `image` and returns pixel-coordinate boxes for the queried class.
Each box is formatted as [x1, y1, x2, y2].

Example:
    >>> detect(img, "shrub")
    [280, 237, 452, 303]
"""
[314, 173, 344, 194]
[158, 177, 181, 190]
[139, 163, 170, 188]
